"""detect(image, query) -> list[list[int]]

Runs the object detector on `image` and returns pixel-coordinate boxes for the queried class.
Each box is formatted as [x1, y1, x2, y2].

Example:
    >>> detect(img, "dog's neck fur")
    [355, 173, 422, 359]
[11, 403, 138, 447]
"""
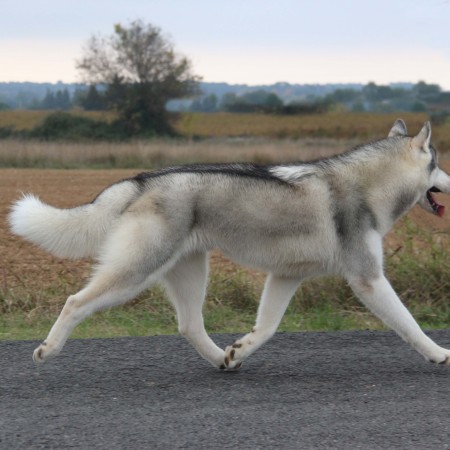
[273, 137, 422, 236]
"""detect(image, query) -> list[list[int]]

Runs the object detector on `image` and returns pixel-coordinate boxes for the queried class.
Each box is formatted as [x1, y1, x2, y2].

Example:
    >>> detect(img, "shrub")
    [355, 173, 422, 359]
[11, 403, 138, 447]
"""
[29, 112, 125, 141]
[0, 126, 14, 138]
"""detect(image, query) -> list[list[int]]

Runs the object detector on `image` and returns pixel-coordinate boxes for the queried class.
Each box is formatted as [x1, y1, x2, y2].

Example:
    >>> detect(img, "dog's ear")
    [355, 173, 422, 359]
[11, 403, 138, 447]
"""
[411, 121, 431, 152]
[388, 119, 407, 137]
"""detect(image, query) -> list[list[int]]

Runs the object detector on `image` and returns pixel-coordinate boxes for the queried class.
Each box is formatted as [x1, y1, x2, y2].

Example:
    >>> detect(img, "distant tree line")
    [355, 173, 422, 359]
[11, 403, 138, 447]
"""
[2, 79, 449, 143]
[33, 89, 72, 110]
[187, 81, 450, 115]
[30, 86, 109, 111]
[7, 80, 450, 118]
[321, 81, 450, 114]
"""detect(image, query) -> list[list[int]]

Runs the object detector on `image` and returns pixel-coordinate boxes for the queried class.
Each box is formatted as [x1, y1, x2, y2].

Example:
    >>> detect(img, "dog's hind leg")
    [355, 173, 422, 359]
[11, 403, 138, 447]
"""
[163, 252, 225, 368]
[33, 213, 183, 364]
[223, 274, 301, 370]
[33, 272, 155, 363]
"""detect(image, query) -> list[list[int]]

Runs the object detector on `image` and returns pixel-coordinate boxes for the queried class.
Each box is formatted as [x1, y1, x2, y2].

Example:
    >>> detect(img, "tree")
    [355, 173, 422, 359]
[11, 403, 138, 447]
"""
[40, 89, 72, 110]
[220, 90, 283, 113]
[220, 92, 238, 110]
[41, 90, 56, 109]
[76, 20, 200, 135]
[56, 89, 71, 110]
[80, 85, 107, 111]
[190, 93, 218, 112]
[265, 93, 283, 109]
[413, 81, 441, 102]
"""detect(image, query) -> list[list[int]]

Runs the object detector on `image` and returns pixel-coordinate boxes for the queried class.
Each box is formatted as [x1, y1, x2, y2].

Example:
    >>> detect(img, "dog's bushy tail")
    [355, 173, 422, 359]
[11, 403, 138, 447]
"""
[8, 181, 139, 259]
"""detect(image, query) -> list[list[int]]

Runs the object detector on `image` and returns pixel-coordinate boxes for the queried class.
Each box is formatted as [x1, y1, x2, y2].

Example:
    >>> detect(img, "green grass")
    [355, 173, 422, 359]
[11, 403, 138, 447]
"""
[0, 293, 374, 341]
[2, 220, 449, 341]
[0, 309, 178, 341]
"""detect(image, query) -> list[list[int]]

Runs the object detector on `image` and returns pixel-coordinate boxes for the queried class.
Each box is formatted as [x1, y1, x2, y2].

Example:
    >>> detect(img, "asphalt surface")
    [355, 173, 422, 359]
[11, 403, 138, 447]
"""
[1, 330, 450, 449]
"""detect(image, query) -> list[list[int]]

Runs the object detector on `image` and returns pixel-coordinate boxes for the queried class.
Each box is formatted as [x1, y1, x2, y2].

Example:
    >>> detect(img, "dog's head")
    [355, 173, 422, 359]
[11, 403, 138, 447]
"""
[388, 119, 450, 217]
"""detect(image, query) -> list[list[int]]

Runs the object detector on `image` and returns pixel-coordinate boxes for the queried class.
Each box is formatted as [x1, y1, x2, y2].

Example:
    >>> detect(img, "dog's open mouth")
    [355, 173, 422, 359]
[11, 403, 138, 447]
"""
[427, 187, 445, 217]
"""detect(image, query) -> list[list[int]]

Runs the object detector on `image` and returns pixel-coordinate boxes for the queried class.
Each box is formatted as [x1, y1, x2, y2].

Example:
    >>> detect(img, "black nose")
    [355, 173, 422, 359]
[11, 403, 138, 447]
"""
[429, 186, 442, 193]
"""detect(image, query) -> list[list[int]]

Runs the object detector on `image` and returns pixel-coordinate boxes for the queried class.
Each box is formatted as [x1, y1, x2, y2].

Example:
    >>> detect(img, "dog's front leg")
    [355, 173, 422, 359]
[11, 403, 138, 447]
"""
[348, 274, 450, 365]
[223, 274, 301, 370]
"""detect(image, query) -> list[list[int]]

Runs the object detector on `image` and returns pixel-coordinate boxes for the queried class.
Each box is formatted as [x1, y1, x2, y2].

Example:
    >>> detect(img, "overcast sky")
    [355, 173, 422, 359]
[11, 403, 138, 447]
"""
[1, 0, 450, 88]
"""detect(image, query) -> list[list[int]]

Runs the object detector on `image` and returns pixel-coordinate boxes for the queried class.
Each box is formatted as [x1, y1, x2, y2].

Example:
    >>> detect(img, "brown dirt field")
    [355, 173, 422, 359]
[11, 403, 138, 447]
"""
[1, 164, 450, 309]
[1, 169, 137, 310]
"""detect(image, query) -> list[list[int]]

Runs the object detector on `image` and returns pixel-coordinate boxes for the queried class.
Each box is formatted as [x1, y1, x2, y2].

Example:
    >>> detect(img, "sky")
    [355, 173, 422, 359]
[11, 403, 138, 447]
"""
[1, 0, 450, 89]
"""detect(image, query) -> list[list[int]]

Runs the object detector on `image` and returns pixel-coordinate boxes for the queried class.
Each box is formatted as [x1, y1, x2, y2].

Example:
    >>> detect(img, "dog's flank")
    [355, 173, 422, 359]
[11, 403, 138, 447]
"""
[8, 119, 450, 371]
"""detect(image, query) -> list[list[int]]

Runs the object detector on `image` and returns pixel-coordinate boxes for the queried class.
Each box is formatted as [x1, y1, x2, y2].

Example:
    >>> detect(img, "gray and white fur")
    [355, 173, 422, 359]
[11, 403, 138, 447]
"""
[8, 119, 450, 369]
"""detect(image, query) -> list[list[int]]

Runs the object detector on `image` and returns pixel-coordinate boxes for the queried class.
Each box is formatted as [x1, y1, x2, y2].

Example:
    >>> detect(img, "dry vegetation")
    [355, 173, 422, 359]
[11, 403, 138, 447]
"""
[0, 111, 449, 169]
[175, 112, 450, 150]
[176, 112, 428, 138]
[0, 109, 115, 131]
[1, 110, 450, 149]
[0, 138, 358, 169]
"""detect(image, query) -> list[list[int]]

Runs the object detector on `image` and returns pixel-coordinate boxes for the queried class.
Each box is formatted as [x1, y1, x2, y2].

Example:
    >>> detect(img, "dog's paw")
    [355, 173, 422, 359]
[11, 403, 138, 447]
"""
[427, 349, 450, 365]
[221, 343, 244, 370]
[32, 341, 59, 364]
[429, 354, 450, 365]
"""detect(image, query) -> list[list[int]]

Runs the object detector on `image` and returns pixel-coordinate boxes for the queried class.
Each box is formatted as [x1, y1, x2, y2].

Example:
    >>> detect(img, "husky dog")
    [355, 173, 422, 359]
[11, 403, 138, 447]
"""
[8, 120, 450, 369]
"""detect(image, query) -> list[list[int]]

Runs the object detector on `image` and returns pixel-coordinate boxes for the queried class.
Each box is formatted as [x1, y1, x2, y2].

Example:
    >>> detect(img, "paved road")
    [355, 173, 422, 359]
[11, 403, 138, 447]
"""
[1, 330, 450, 449]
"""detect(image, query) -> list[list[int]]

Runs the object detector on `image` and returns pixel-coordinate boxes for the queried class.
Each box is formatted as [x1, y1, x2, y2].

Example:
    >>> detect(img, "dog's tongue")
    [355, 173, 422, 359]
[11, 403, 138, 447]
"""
[432, 192, 445, 217]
